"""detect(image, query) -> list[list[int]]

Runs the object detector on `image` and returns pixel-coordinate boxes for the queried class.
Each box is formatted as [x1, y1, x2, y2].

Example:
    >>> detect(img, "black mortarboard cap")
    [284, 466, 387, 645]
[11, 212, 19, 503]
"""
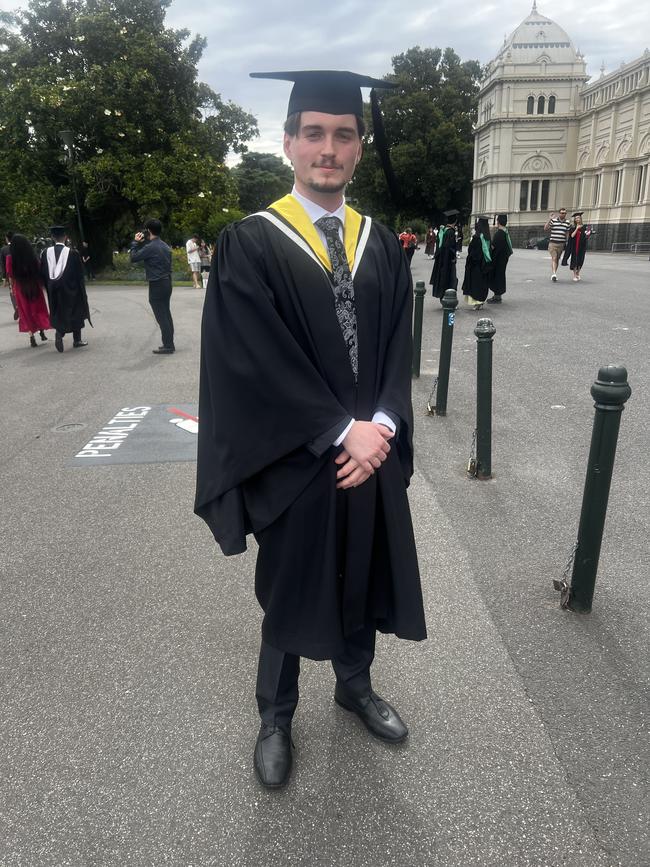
[49, 225, 67, 235]
[443, 209, 459, 218]
[250, 70, 397, 117]
[572, 211, 584, 217]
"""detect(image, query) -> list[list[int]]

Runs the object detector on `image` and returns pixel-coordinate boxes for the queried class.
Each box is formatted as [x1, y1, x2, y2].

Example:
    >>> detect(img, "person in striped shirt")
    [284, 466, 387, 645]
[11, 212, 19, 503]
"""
[544, 208, 571, 281]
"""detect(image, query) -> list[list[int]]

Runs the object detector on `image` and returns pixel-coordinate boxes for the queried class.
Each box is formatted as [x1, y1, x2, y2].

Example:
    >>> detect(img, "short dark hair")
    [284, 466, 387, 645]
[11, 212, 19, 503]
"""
[51, 228, 66, 242]
[284, 111, 365, 138]
[144, 218, 162, 236]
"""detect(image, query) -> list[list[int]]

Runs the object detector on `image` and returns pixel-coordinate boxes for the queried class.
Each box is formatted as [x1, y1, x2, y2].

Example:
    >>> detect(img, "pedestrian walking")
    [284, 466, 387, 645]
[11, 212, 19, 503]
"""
[80, 241, 95, 280]
[130, 219, 175, 354]
[462, 216, 492, 309]
[195, 69, 426, 790]
[6, 233, 51, 347]
[561, 212, 591, 281]
[40, 226, 91, 352]
[185, 234, 202, 289]
[544, 207, 571, 281]
[487, 213, 513, 304]
[398, 227, 418, 264]
[424, 226, 436, 258]
[456, 223, 463, 256]
[1, 231, 19, 321]
[199, 239, 212, 289]
[429, 209, 459, 301]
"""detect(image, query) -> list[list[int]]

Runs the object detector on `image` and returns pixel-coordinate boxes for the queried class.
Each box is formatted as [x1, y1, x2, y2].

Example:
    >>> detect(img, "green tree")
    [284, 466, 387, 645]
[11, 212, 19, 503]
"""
[0, 0, 257, 263]
[233, 152, 293, 215]
[350, 47, 482, 227]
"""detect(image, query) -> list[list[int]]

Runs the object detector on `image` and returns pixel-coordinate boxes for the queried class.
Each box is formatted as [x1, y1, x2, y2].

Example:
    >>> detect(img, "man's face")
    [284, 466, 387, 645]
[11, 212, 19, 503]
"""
[283, 111, 362, 197]
[559, 209, 567, 219]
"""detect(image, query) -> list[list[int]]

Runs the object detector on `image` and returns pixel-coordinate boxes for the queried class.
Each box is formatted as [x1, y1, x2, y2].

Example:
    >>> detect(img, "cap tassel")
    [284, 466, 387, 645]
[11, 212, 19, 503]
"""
[370, 89, 401, 210]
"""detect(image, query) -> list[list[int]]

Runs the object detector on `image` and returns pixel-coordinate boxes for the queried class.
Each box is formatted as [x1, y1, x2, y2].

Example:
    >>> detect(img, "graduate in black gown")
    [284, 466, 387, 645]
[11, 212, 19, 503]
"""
[462, 216, 492, 309]
[487, 213, 513, 304]
[561, 211, 590, 281]
[195, 70, 426, 789]
[429, 209, 459, 301]
[40, 226, 91, 352]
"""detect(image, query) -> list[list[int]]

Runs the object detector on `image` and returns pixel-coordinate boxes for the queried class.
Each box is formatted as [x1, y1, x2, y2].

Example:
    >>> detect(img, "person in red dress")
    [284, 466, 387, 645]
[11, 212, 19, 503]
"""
[6, 234, 51, 348]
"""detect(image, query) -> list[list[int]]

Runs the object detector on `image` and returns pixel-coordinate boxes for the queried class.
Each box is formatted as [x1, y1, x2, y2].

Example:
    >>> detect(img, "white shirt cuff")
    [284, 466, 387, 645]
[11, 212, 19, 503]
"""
[333, 418, 355, 446]
[372, 411, 396, 434]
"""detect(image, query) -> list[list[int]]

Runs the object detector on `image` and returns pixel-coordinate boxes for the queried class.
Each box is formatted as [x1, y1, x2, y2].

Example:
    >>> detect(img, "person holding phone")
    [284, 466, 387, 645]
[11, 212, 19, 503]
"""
[130, 218, 175, 354]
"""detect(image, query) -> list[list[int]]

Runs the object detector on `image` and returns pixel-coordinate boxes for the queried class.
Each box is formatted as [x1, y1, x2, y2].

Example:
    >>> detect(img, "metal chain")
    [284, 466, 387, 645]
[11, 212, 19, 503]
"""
[467, 429, 477, 476]
[553, 539, 578, 608]
[426, 376, 439, 415]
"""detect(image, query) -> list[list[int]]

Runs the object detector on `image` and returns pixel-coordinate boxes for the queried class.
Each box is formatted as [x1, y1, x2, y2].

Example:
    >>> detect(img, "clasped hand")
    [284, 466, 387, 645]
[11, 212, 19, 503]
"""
[335, 420, 393, 490]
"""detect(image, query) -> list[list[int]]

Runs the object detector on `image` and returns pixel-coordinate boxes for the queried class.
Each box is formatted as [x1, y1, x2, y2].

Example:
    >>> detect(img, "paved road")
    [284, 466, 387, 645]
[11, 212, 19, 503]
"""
[0, 250, 647, 866]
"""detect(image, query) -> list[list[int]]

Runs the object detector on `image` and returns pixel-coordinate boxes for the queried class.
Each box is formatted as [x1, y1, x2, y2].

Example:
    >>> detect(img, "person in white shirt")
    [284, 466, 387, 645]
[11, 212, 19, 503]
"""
[185, 234, 202, 289]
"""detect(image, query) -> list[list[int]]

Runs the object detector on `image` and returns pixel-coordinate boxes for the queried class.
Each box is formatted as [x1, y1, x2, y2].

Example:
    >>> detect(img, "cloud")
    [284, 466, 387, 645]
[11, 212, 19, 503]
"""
[1, 0, 647, 157]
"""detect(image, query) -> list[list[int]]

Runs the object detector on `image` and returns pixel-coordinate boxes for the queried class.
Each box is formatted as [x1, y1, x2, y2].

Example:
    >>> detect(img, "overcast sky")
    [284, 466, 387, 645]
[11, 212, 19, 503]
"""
[2, 0, 649, 158]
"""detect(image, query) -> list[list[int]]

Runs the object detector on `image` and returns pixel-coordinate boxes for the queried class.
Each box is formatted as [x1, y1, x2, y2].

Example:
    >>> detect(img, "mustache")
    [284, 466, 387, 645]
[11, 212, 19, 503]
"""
[313, 161, 343, 169]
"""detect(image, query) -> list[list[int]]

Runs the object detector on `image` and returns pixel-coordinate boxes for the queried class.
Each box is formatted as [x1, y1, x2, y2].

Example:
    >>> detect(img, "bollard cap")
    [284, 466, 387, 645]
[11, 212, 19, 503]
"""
[590, 365, 631, 408]
[414, 280, 426, 295]
[474, 317, 496, 339]
[441, 288, 459, 310]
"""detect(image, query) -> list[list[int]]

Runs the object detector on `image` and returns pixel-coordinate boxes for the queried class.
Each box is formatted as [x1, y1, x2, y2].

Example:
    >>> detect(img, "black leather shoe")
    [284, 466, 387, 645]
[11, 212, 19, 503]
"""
[253, 724, 293, 788]
[335, 685, 408, 743]
[73, 340, 88, 347]
[486, 295, 502, 304]
[55, 333, 64, 353]
[152, 347, 175, 354]
[39, 330, 48, 341]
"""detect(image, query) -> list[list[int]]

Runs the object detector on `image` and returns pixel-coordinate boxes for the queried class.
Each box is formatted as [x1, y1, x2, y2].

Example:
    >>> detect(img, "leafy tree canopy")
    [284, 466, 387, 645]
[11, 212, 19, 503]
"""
[0, 0, 257, 260]
[233, 152, 293, 215]
[350, 47, 482, 228]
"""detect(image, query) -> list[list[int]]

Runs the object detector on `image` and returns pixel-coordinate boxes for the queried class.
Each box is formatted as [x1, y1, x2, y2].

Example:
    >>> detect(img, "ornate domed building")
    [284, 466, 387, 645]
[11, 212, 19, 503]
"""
[473, 2, 650, 248]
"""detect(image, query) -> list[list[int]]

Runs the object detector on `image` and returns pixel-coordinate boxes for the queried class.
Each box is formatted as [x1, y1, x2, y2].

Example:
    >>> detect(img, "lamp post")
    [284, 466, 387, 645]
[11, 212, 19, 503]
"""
[59, 129, 85, 244]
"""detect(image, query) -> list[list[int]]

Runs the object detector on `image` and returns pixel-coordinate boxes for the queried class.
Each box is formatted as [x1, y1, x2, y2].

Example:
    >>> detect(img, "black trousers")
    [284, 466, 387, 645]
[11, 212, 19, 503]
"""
[56, 328, 82, 342]
[148, 277, 174, 349]
[256, 622, 376, 731]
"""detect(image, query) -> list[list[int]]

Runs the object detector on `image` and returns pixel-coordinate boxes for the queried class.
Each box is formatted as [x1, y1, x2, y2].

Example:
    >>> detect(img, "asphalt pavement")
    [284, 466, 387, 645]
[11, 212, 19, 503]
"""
[1, 247, 648, 866]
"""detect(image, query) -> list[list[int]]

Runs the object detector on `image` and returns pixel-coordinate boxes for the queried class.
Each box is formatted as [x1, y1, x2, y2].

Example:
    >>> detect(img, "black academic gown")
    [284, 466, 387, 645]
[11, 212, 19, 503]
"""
[490, 228, 512, 296]
[562, 227, 588, 270]
[461, 234, 492, 302]
[195, 204, 427, 661]
[41, 245, 91, 334]
[429, 226, 457, 298]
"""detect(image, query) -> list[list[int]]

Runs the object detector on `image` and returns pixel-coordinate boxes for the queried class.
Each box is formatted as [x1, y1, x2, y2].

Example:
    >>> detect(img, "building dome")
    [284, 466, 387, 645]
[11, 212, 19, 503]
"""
[494, 1, 581, 65]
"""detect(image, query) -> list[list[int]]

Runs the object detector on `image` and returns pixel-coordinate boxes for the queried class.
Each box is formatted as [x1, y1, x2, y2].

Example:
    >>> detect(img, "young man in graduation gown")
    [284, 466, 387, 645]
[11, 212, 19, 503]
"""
[429, 209, 459, 301]
[195, 70, 427, 789]
[487, 213, 513, 304]
[40, 226, 91, 352]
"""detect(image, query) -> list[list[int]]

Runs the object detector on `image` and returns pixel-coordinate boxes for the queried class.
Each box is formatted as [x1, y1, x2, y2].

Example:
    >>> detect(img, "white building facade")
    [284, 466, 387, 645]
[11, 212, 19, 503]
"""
[473, 2, 650, 248]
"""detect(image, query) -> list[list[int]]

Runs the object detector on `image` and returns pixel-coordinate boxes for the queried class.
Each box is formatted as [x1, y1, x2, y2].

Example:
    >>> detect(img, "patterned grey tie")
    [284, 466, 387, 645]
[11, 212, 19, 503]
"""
[315, 216, 358, 380]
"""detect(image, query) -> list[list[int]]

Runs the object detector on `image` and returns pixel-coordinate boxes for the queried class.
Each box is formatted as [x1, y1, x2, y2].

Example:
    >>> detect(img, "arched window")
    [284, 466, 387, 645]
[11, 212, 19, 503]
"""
[527, 96, 534, 114]
[548, 95, 556, 114]
[537, 95, 545, 114]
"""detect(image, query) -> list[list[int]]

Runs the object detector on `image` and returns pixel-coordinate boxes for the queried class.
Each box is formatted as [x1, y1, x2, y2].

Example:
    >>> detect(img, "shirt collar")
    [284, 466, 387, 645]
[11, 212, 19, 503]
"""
[291, 186, 346, 227]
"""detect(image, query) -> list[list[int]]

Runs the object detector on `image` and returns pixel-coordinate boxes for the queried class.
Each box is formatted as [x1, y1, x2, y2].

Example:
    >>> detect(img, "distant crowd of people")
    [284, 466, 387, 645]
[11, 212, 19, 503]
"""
[1, 228, 90, 351]
[2, 223, 215, 355]
[425, 206, 590, 309]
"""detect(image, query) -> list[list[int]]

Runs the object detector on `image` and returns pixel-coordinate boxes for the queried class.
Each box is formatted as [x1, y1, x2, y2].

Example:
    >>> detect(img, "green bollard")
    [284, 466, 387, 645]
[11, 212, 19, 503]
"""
[568, 366, 632, 613]
[412, 281, 426, 378]
[474, 317, 496, 479]
[435, 289, 458, 416]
